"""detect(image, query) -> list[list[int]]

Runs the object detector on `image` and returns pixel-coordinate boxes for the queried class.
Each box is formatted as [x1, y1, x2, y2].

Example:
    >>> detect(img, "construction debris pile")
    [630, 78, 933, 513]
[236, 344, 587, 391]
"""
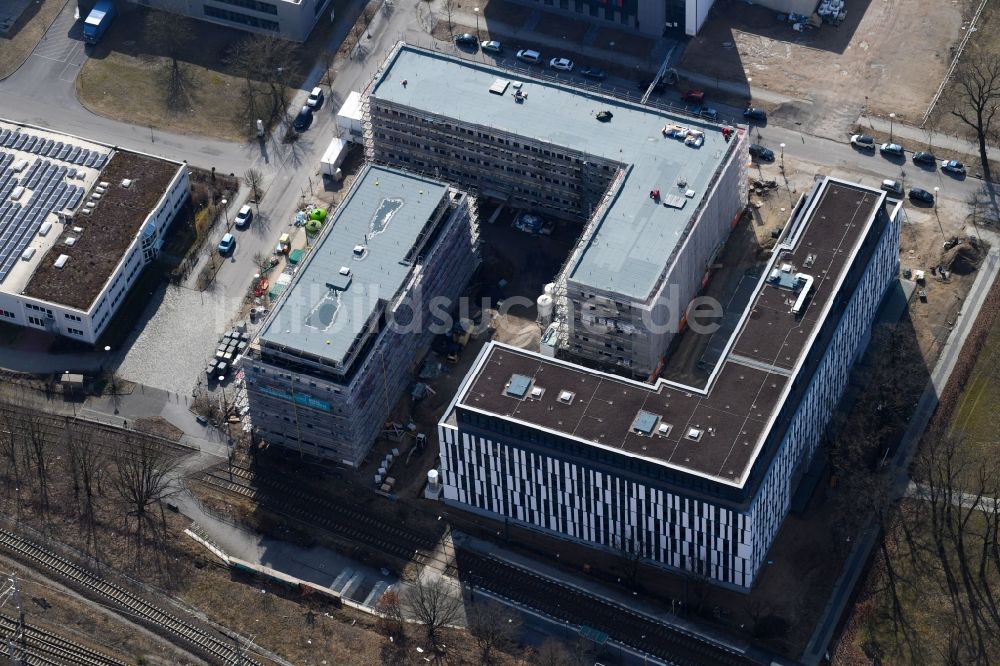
[939, 236, 986, 275]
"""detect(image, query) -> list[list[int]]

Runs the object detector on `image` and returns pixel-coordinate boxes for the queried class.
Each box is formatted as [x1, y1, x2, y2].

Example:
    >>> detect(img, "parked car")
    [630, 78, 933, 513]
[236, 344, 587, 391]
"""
[454, 33, 478, 47]
[881, 179, 904, 197]
[218, 233, 236, 254]
[908, 187, 935, 205]
[851, 134, 876, 150]
[638, 78, 667, 93]
[749, 144, 775, 161]
[513, 212, 552, 235]
[481, 40, 502, 53]
[743, 107, 767, 122]
[293, 105, 313, 131]
[234, 205, 253, 229]
[879, 142, 905, 157]
[941, 160, 966, 175]
[580, 66, 607, 80]
[689, 105, 718, 121]
[306, 86, 324, 109]
[681, 90, 705, 103]
[912, 151, 936, 166]
[549, 57, 574, 71]
[516, 49, 541, 64]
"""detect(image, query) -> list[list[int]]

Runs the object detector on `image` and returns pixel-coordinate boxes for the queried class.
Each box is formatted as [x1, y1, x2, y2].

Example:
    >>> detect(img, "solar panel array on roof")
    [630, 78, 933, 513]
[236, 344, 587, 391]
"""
[0, 129, 107, 169]
[0, 150, 89, 283]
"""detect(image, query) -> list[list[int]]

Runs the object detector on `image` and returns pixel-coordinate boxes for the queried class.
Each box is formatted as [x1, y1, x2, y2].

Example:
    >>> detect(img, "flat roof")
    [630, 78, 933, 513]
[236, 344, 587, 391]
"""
[448, 179, 891, 486]
[23, 148, 180, 310]
[0, 121, 110, 299]
[259, 165, 451, 366]
[370, 44, 736, 300]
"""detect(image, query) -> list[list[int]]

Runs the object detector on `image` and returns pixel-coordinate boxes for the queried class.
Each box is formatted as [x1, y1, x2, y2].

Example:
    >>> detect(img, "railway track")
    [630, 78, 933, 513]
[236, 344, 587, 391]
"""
[0, 613, 127, 666]
[0, 528, 260, 666]
[456, 549, 758, 666]
[0, 403, 191, 460]
[199, 464, 438, 563]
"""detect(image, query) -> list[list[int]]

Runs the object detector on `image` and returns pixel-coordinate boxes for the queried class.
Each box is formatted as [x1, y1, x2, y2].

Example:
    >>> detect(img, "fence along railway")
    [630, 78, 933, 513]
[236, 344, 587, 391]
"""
[198, 462, 439, 563]
[0, 529, 260, 665]
[0, 612, 128, 666]
[0, 401, 192, 457]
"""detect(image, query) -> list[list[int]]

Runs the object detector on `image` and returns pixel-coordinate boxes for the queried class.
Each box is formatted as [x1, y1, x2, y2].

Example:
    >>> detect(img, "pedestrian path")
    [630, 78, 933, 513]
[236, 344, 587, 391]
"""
[860, 114, 998, 163]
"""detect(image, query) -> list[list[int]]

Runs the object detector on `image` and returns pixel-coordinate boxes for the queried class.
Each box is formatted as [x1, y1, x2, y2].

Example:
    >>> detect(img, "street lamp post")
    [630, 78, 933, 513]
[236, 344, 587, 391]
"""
[221, 198, 230, 230]
[889, 113, 896, 143]
[779, 143, 786, 171]
[933, 186, 946, 240]
[473, 7, 480, 39]
[218, 375, 233, 480]
[103, 345, 118, 415]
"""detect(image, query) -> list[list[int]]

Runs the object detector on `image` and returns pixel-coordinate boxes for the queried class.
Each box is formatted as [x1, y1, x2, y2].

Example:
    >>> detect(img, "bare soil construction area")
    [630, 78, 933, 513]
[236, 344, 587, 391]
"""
[681, 0, 968, 138]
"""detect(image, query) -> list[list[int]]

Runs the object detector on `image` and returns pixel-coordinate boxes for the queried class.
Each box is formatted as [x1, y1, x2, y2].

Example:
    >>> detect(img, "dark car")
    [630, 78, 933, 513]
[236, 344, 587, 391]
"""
[744, 107, 767, 122]
[638, 78, 667, 93]
[580, 67, 607, 80]
[912, 151, 936, 166]
[293, 105, 313, 132]
[454, 33, 478, 47]
[681, 89, 705, 103]
[749, 144, 775, 161]
[908, 187, 935, 205]
[941, 160, 966, 176]
[879, 142, 905, 157]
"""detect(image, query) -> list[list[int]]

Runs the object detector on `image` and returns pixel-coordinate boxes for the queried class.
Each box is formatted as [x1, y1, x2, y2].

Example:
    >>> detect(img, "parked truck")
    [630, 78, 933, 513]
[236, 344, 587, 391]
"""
[320, 138, 348, 180]
[83, 0, 115, 44]
[336, 92, 363, 142]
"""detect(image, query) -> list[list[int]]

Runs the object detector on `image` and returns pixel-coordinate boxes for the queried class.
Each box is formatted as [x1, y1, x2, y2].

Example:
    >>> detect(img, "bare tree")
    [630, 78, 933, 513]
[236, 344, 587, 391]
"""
[468, 600, 521, 664]
[533, 638, 571, 666]
[951, 53, 1000, 184]
[64, 426, 105, 555]
[22, 409, 51, 520]
[374, 589, 405, 638]
[227, 35, 297, 135]
[244, 168, 264, 212]
[0, 401, 23, 507]
[145, 10, 197, 113]
[109, 435, 181, 566]
[443, 0, 457, 34]
[401, 574, 462, 645]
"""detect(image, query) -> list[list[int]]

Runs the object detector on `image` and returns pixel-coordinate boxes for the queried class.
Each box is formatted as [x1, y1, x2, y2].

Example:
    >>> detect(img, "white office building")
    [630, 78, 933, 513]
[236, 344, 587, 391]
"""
[0, 121, 189, 345]
[438, 178, 902, 590]
[128, 0, 332, 41]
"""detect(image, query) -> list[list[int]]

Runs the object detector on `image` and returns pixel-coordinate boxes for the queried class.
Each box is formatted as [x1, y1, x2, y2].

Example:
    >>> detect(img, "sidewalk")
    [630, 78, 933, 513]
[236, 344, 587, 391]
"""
[859, 114, 998, 163]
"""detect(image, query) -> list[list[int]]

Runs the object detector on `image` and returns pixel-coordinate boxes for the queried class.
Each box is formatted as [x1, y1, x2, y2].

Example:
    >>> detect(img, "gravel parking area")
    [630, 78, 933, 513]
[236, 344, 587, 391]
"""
[115, 284, 241, 395]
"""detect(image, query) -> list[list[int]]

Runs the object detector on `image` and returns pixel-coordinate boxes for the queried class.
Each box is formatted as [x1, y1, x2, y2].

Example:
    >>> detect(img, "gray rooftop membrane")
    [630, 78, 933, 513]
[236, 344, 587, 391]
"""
[260, 166, 450, 365]
[370, 44, 734, 300]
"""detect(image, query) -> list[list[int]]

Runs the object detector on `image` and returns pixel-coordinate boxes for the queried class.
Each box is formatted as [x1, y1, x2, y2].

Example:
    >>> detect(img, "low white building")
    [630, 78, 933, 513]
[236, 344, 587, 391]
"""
[0, 121, 189, 345]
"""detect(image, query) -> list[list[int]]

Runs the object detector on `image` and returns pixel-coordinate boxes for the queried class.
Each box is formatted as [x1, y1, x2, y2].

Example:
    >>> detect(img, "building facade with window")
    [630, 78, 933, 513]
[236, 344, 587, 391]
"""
[0, 121, 188, 345]
[364, 43, 748, 379]
[437, 178, 902, 589]
[129, 0, 331, 41]
[241, 166, 480, 466]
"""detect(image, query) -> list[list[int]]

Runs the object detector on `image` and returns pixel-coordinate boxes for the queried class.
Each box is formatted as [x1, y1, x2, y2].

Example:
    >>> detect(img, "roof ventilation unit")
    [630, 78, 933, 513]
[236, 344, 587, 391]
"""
[53, 254, 70, 269]
[685, 427, 704, 442]
[21, 248, 35, 261]
[38, 222, 52, 237]
[557, 390, 575, 405]
[120, 179, 132, 188]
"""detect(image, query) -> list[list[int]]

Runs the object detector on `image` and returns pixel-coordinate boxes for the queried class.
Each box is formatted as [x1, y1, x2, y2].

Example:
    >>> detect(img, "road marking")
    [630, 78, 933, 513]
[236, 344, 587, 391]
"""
[30, 7, 82, 64]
